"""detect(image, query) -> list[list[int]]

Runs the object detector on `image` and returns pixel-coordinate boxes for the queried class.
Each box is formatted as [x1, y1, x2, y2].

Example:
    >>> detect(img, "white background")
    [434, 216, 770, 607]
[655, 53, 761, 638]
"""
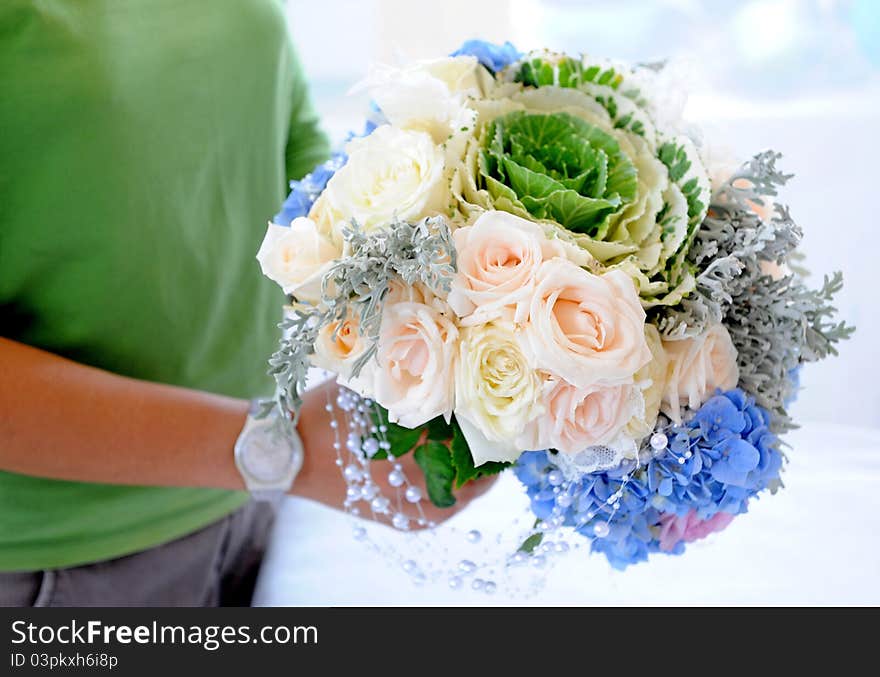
[256, 0, 880, 604]
[255, 423, 880, 605]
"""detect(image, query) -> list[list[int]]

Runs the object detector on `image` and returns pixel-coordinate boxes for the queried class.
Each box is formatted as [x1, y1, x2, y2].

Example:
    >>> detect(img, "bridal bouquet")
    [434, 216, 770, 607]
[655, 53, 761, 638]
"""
[257, 41, 852, 569]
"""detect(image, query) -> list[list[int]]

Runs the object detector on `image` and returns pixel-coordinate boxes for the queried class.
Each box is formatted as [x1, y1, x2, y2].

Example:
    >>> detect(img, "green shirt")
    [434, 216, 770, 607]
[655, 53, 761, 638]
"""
[0, 0, 329, 571]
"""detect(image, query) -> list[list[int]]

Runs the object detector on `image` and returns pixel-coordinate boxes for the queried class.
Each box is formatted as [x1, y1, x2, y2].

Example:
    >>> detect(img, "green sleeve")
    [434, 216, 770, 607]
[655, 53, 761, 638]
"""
[284, 43, 331, 182]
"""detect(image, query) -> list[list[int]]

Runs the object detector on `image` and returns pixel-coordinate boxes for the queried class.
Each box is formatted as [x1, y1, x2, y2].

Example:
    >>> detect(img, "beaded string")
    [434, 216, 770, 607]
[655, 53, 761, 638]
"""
[323, 385, 572, 596]
[321, 386, 696, 592]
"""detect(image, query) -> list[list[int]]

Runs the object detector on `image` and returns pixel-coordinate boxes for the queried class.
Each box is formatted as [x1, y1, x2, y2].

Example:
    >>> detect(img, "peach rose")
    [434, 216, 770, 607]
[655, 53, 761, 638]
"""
[373, 301, 459, 428]
[521, 260, 651, 388]
[448, 211, 590, 326]
[661, 323, 740, 423]
[385, 277, 438, 307]
[312, 313, 365, 378]
[517, 379, 639, 455]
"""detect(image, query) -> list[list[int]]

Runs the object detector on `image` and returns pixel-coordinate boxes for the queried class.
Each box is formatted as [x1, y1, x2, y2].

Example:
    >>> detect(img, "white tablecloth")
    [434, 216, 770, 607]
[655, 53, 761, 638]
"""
[253, 422, 880, 605]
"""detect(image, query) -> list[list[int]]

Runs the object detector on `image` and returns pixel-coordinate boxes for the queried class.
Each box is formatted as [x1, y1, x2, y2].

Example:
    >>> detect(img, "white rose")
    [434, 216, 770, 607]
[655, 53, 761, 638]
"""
[317, 125, 448, 234]
[373, 301, 458, 428]
[357, 56, 484, 143]
[454, 321, 543, 464]
[521, 260, 651, 389]
[661, 323, 740, 423]
[256, 217, 340, 302]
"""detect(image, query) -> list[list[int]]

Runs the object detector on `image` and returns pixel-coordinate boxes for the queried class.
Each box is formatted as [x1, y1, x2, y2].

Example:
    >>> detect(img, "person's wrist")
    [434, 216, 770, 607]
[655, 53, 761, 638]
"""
[202, 396, 250, 491]
[287, 379, 343, 501]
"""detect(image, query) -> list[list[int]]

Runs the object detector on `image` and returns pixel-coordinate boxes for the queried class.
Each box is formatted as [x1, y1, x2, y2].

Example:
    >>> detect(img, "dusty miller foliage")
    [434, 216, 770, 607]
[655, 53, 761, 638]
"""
[653, 151, 854, 431]
[267, 216, 457, 419]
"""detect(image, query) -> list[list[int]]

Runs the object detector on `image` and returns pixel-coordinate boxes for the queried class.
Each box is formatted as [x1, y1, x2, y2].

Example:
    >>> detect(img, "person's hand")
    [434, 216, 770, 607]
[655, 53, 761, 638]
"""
[368, 450, 497, 529]
[291, 378, 498, 528]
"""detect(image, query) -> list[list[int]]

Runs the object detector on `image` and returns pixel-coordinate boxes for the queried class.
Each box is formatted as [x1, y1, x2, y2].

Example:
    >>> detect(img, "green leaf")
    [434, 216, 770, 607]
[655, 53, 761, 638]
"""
[518, 532, 544, 554]
[502, 157, 566, 200]
[450, 420, 511, 489]
[413, 441, 456, 508]
[583, 64, 600, 82]
[425, 416, 454, 442]
[596, 94, 618, 119]
[526, 190, 619, 235]
[370, 406, 422, 460]
[614, 112, 633, 130]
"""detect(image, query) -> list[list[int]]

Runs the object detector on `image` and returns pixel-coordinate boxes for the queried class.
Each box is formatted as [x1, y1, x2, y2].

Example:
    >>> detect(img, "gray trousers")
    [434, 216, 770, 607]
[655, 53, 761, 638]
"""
[0, 500, 274, 607]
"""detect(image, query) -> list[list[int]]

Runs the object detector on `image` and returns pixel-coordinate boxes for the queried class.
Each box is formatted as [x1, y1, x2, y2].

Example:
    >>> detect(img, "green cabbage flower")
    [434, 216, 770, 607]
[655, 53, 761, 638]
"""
[451, 52, 711, 308]
[480, 111, 638, 237]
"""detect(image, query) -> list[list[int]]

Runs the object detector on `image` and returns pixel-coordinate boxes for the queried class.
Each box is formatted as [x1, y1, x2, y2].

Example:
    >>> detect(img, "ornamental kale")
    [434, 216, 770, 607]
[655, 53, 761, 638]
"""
[479, 111, 638, 237]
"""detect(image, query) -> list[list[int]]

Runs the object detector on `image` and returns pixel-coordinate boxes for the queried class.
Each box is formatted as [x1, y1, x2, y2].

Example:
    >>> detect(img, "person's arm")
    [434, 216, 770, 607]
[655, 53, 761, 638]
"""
[0, 337, 249, 491]
[0, 338, 490, 522]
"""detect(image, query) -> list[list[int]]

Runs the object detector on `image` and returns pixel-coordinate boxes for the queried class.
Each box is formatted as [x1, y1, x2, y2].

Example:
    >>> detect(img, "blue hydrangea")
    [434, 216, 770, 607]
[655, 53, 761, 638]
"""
[272, 152, 346, 226]
[451, 39, 522, 73]
[514, 389, 784, 569]
[346, 114, 380, 142]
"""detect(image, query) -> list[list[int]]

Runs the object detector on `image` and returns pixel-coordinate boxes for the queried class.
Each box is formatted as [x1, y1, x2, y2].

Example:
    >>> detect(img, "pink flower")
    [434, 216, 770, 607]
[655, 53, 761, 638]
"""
[516, 379, 638, 454]
[656, 510, 736, 552]
[373, 301, 459, 428]
[448, 210, 568, 325]
[521, 260, 651, 388]
[661, 323, 739, 423]
[312, 312, 365, 378]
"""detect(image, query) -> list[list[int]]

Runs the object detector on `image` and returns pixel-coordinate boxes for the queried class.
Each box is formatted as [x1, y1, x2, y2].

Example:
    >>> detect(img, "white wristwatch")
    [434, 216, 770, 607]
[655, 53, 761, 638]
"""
[234, 400, 304, 502]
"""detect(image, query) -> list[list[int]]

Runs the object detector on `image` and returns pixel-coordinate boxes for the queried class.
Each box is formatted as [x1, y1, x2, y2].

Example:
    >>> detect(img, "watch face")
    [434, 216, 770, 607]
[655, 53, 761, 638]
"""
[239, 423, 296, 484]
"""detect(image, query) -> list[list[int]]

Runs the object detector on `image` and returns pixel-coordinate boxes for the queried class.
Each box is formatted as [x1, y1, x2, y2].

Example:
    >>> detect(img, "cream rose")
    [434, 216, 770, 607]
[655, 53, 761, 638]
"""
[454, 321, 542, 464]
[626, 324, 668, 438]
[447, 211, 572, 325]
[517, 379, 639, 455]
[521, 260, 651, 388]
[661, 323, 740, 423]
[373, 301, 458, 428]
[312, 313, 365, 378]
[256, 217, 340, 302]
[315, 125, 447, 234]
